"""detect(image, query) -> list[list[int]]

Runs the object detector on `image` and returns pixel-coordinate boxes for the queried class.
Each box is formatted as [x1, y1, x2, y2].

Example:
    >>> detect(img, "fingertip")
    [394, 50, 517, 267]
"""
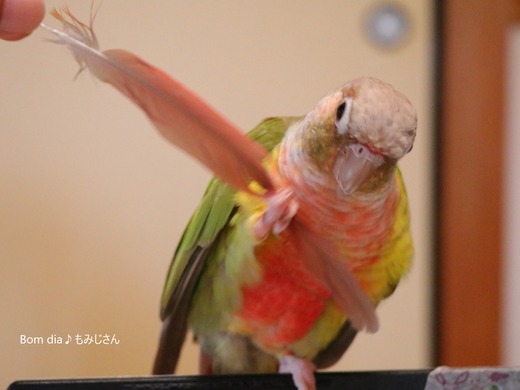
[0, 0, 45, 41]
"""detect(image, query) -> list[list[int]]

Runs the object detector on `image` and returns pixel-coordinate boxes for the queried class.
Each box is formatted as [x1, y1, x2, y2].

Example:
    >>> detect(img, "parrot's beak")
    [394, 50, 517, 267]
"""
[333, 143, 384, 197]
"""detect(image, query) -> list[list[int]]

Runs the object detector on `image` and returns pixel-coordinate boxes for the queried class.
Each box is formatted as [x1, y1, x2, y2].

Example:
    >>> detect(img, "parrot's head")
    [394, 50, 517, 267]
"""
[287, 76, 417, 197]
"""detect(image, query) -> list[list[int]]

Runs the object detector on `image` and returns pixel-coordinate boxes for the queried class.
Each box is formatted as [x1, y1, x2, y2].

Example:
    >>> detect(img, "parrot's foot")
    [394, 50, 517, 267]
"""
[254, 188, 299, 240]
[279, 355, 316, 390]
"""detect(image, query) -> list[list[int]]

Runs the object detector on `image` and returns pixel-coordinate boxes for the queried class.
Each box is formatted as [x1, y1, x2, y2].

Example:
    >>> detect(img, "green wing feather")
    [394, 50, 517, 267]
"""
[159, 179, 236, 317]
[153, 117, 301, 374]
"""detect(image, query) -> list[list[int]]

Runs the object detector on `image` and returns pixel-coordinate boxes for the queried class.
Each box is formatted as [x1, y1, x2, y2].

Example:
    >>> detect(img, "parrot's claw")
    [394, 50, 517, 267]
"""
[254, 188, 299, 240]
[279, 355, 316, 390]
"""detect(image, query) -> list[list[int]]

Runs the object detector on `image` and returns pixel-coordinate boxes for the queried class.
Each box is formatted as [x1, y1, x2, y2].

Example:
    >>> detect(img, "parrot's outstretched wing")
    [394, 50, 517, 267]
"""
[153, 117, 301, 375]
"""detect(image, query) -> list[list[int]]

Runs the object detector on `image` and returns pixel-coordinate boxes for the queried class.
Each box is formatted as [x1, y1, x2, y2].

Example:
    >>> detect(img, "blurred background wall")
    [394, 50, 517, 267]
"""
[0, 1, 436, 388]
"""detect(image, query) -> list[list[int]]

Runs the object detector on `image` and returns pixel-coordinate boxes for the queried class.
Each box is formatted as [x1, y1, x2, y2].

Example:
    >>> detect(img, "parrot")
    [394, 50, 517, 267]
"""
[42, 7, 417, 390]
[152, 79, 416, 390]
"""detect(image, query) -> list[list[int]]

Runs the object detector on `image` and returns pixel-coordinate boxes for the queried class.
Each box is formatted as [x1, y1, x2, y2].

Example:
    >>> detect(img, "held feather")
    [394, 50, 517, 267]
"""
[40, 8, 273, 194]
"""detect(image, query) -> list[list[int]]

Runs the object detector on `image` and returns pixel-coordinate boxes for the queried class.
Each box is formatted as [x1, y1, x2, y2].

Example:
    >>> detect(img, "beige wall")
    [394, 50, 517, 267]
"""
[0, 1, 435, 387]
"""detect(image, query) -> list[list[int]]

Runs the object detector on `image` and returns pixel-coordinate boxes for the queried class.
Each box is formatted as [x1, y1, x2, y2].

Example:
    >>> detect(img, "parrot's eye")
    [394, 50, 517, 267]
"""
[335, 97, 353, 135]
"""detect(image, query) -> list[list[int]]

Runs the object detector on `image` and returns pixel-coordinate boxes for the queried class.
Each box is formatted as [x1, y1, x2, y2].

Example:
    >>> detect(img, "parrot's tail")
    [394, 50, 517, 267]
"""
[152, 246, 209, 375]
[152, 313, 187, 375]
[312, 320, 358, 369]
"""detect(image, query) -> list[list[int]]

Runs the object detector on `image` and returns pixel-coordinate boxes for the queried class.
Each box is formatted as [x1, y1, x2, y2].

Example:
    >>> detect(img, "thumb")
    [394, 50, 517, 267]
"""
[0, 0, 45, 41]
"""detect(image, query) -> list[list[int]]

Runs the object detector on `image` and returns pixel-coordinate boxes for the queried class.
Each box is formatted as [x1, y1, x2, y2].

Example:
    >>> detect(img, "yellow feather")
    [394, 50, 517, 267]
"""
[354, 168, 413, 303]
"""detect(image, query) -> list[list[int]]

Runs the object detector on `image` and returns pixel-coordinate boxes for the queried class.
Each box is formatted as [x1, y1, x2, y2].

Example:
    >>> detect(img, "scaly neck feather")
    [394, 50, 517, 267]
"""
[278, 122, 399, 270]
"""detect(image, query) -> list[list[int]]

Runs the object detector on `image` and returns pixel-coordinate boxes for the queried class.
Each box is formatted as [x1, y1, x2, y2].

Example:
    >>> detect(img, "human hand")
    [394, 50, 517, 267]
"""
[0, 0, 45, 41]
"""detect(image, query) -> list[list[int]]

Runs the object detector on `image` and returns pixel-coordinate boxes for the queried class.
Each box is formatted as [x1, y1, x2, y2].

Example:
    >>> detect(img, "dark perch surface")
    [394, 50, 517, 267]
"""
[9, 370, 431, 390]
